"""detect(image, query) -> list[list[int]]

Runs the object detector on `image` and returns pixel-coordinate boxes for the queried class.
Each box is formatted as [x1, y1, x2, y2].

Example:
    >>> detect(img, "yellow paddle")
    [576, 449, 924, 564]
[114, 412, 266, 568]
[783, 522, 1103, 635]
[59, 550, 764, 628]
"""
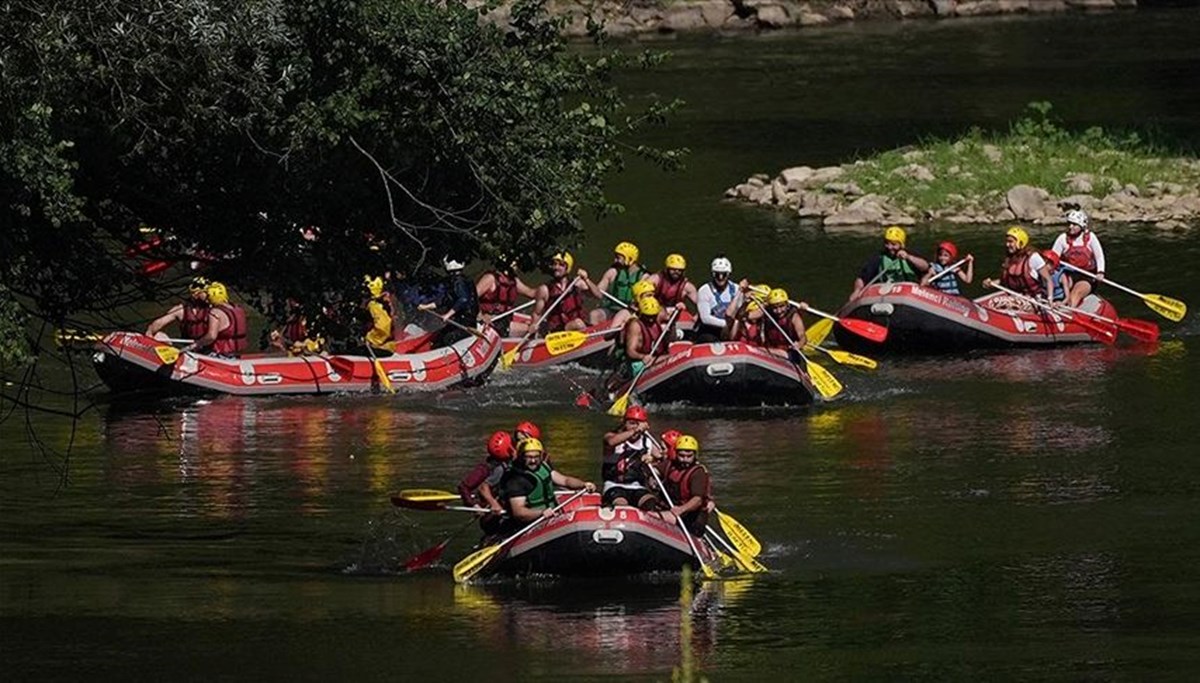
[607, 309, 682, 416]
[1059, 262, 1187, 322]
[500, 276, 581, 369]
[154, 346, 180, 365]
[717, 509, 762, 558]
[705, 527, 767, 574]
[758, 307, 843, 400]
[543, 327, 620, 356]
[364, 340, 395, 393]
[805, 343, 878, 370]
[453, 488, 589, 584]
[393, 489, 461, 503]
[805, 318, 835, 347]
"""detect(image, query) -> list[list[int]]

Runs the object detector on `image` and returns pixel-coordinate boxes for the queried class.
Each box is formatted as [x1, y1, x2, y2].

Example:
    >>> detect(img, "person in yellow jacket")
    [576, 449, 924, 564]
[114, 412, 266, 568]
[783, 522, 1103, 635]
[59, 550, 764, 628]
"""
[363, 276, 396, 353]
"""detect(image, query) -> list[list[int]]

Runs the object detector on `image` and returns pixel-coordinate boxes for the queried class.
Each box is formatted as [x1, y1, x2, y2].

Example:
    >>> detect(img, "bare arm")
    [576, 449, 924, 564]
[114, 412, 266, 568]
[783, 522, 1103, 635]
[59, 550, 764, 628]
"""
[474, 272, 495, 299]
[145, 304, 184, 336]
[584, 268, 617, 300]
[508, 496, 542, 523]
[551, 469, 593, 492]
[959, 255, 974, 284]
[790, 311, 808, 348]
[515, 277, 539, 299]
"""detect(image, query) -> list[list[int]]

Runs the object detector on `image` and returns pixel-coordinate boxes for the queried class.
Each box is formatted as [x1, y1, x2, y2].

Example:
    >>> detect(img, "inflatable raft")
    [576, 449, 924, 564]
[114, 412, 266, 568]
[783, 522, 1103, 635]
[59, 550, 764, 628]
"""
[834, 282, 1120, 354]
[92, 328, 502, 396]
[608, 341, 816, 407]
[478, 492, 716, 579]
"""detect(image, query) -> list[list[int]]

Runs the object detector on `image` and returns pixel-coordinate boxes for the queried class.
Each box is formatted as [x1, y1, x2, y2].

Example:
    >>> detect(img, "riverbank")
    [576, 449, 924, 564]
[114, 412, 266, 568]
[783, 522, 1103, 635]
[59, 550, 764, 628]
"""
[514, 0, 1139, 38]
[725, 103, 1200, 230]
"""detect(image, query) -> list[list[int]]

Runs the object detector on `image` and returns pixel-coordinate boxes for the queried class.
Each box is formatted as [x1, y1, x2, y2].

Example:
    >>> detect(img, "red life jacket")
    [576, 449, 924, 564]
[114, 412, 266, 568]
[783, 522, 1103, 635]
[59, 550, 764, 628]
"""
[1062, 231, 1097, 272]
[667, 462, 710, 503]
[283, 314, 306, 343]
[1000, 251, 1042, 296]
[733, 320, 759, 342]
[180, 300, 210, 340]
[211, 304, 248, 356]
[479, 271, 518, 314]
[758, 306, 797, 348]
[545, 278, 585, 332]
[633, 316, 663, 356]
[654, 272, 689, 306]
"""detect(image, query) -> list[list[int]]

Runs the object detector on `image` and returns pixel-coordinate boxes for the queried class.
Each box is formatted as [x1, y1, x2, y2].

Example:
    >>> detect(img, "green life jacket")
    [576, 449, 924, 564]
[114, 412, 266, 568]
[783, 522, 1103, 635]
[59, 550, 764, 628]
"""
[604, 266, 643, 311]
[880, 254, 918, 283]
[518, 462, 555, 509]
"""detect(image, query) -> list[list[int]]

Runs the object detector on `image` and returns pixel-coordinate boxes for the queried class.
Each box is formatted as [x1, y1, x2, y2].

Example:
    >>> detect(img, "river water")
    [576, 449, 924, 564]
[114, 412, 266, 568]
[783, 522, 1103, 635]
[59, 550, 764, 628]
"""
[3, 8, 1200, 681]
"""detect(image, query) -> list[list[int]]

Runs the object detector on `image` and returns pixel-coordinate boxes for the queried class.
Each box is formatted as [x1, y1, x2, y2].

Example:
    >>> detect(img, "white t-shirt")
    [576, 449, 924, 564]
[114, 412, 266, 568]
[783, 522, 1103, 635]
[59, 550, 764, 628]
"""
[1051, 232, 1106, 273]
[696, 281, 738, 328]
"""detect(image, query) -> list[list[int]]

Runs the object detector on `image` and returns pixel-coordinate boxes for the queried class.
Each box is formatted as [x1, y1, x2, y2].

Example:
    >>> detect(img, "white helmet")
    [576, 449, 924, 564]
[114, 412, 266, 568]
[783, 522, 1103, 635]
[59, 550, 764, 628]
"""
[710, 257, 733, 274]
[443, 255, 465, 272]
[1065, 209, 1089, 229]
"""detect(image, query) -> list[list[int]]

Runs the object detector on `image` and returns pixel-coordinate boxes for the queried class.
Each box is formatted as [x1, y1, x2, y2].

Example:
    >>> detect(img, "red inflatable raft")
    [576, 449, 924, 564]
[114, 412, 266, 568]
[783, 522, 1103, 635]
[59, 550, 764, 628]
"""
[477, 492, 717, 579]
[834, 282, 1120, 354]
[608, 341, 816, 407]
[92, 328, 502, 395]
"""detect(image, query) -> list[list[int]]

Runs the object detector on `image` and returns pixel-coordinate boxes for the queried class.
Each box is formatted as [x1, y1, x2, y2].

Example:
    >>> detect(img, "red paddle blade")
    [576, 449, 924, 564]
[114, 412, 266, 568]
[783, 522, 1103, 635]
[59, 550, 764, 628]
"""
[837, 317, 888, 343]
[403, 539, 450, 572]
[1115, 318, 1160, 343]
[575, 392, 593, 408]
[1073, 315, 1118, 345]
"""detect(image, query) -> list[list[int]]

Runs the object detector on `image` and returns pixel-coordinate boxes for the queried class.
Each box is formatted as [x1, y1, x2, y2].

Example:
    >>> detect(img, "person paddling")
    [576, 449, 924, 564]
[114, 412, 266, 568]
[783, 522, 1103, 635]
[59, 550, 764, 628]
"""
[533, 252, 591, 333]
[146, 276, 210, 342]
[851, 226, 930, 298]
[757, 288, 808, 351]
[695, 256, 739, 343]
[601, 405, 663, 510]
[419, 256, 479, 348]
[1051, 209, 1106, 307]
[361, 275, 397, 354]
[920, 241, 974, 296]
[458, 431, 515, 535]
[182, 281, 248, 358]
[982, 226, 1055, 309]
[646, 253, 698, 310]
[498, 438, 595, 532]
[586, 241, 646, 328]
[653, 434, 714, 536]
[475, 260, 538, 337]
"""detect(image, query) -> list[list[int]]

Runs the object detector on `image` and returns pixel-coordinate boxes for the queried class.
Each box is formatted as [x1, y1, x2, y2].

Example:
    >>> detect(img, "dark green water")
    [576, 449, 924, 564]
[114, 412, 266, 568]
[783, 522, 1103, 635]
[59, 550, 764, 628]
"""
[4, 8, 1200, 681]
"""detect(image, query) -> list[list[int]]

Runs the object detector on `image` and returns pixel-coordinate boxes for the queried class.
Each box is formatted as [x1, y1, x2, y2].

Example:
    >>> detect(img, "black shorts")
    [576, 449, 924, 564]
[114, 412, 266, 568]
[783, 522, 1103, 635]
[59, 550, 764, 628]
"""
[602, 484, 658, 509]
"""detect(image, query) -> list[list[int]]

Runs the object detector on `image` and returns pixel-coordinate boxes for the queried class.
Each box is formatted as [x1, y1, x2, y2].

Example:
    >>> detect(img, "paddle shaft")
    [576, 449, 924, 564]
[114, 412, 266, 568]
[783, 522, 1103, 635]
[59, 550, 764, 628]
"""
[647, 460, 713, 577]
[423, 310, 486, 339]
[511, 276, 581, 353]
[464, 489, 587, 565]
[924, 257, 969, 284]
[363, 339, 395, 393]
[989, 283, 1114, 343]
[487, 300, 535, 323]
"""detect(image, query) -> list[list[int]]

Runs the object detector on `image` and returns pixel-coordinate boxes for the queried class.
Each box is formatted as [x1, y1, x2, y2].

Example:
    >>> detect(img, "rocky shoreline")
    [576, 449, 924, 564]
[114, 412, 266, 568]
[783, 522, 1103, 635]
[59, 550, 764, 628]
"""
[724, 162, 1200, 230]
[517, 0, 1140, 38]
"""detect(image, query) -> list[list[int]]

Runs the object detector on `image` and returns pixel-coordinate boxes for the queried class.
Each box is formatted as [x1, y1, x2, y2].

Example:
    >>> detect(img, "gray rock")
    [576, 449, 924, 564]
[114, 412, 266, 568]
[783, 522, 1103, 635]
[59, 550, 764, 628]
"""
[797, 12, 830, 26]
[749, 185, 773, 204]
[779, 166, 815, 186]
[995, 0, 1031, 10]
[1066, 0, 1117, 9]
[808, 166, 846, 185]
[771, 179, 788, 204]
[1056, 194, 1098, 210]
[697, 0, 733, 27]
[755, 5, 793, 27]
[662, 6, 708, 32]
[1064, 173, 1094, 194]
[750, 173, 770, 184]
[1006, 184, 1049, 220]
[828, 6, 855, 20]
[1122, 183, 1141, 197]
[930, 0, 957, 16]
[955, 1, 1000, 17]
[824, 205, 886, 226]
[1154, 219, 1189, 231]
[825, 181, 864, 196]
[1028, 0, 1068, 12]
[982, 144, 1003, 163]
[892, 163, 936, 182]
[892, 1, 934, 18]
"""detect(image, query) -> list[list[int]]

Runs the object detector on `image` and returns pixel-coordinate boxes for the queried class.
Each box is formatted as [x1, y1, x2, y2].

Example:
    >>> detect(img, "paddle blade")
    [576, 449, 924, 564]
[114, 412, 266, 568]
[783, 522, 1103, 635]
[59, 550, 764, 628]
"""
[829, 349, 878, 370]
[390, 496, 453, 511]
[717, 512, 762, 558]
[805, 318, 835, 347]
[403, 539, 450, 572]
[734, 551, 769, 574]
[453, 543, 503, 583]
[395, 489, 459, 502]
[544, 330, 588, 356]
[837, 317, 888, 343]
[373, 358, 395, 393]
[803, 357, 843, 399]
[607, 391, 630, 417]
[1074, 315, 1118, 345]
[154, 346, 179, 365]
[499, 346, 518, 370]
[1142, 293, 1186, 322]
[1115, 317, 1160, 343]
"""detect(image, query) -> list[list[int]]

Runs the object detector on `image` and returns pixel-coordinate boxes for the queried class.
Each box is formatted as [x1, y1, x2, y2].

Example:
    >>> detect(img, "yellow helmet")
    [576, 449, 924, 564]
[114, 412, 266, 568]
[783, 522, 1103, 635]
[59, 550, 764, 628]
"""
[518, 437, 544, 455]
[188, 276, 210, 294]
[1006, 226, 1030, 249]
[664, 253, 686, 270]
[206, 281, 229, 306]
[614, 241, 639, 264]
[552, 251, 574, 272]
[675, 435, 699, 453]
[884, 226, 907, 246]
[745, 300, 761, 313]
[364, 275, 384, 298]
[767, 288, 789, 306]
[747, 284, 770, 303]
[638, 296, 662, 317]
[631, 279, 656, 299]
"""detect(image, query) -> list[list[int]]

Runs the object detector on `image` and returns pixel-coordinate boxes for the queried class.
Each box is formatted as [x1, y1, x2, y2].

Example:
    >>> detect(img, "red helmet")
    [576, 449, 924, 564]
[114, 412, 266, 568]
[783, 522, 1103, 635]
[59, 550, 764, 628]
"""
[660, 429, 683, 459]
[624, 405, 648, 422]
[1041, 249, 1061, 268]
[487, 431, 514, 460]
[937, 241, 958, 259]
[514, 421, 541, 440]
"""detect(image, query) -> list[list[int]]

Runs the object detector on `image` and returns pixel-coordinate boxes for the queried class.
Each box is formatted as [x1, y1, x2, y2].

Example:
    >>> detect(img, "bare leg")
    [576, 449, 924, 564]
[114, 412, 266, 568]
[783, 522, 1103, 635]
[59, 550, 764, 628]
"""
[1068, 280, 1093, 308]
[589, 308, 609, 326]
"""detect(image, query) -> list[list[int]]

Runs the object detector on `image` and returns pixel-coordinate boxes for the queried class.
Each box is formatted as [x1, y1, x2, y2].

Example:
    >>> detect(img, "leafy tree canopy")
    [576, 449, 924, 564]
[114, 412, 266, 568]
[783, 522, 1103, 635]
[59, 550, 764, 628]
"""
[0, 0, 682, 364]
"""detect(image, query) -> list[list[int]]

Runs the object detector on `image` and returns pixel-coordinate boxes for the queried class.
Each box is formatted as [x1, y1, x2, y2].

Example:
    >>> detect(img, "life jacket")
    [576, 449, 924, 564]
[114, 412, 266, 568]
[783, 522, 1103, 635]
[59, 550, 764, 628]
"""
[603, 432, 653, 484]
[504, 462, 555, 510]
[927, 263, 962, 296]
[180, 300, 210, 340]
[283, 314, 307, 344]
[478, 271, 517, 314]
[1000, 250, 1042, 296]
[211, 304, 248, 356]
[604, 266, 644, 311]
[879, 253, 919, 284]
[1050, 268, 1068, 302]
[703, 281, 739, 328]
[758, 306, 797, 348]
[733, 320, 759, 342]
[634, 316, 663, 356]
[1061, 231, 1097, 272]
[365, 295, 394, 347]
[654, 271, 689, 306]
[667, 462, 710, 504]
[545, 277, 585, 332]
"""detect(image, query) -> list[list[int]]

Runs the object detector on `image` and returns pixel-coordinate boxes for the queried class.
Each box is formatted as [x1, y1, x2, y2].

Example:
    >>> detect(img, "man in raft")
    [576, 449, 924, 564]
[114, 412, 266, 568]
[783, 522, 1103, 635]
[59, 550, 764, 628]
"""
[757, 288, 808, 351]
[850, 226, 930, 298]
[181, 281, 248, 358]
[498, 438, 595, 530]
[361, 275, 396, 354]
[982, 226, 1056, 310]
[145, 276, 210, 342]
[695, 256, 739, 343]
[1051, 209, 1106, 307]
[419, 256, 479, 348]
[645, 253, 698, 311]
[653, 434, 714, 536]
[601, 405, 663, 510]
[585, 241, 646, 329]
[458, 431, 515, 535]
[532, 252, 591, 333]
[475, 260, 537, 337]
